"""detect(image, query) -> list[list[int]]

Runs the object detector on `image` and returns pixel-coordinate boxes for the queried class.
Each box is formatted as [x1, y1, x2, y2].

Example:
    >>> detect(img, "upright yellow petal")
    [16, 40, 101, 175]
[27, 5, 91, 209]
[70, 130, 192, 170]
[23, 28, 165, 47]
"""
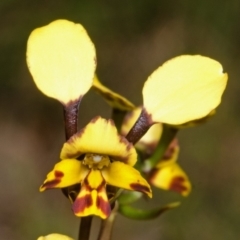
[27, 19, 96, 104]
[40, 159, 88, 191]
[93, 75, 135, 111]
[102, 161, 152, 198]
[37, 234, 74, 240]
[143, 55, 228, 125]
[61, 117, 137, 166]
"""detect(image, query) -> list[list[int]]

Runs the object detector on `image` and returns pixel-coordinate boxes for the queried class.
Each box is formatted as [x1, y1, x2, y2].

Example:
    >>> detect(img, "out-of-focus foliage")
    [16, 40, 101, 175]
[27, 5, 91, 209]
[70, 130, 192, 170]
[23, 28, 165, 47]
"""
[0, 1, 239, 240]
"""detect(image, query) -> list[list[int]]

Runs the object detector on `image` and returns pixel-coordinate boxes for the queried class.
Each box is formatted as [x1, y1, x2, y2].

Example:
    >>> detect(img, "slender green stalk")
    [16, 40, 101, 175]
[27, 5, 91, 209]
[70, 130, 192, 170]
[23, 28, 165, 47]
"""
[97, 203, 118, 240]
[144, 125, 178, 171]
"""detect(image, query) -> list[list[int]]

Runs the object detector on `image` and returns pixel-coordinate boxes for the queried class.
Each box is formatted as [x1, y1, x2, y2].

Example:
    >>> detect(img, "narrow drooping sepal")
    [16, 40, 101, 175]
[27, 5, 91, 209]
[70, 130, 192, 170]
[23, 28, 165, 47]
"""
[61, 116, 137, 166]
[72, 170, 111, 219]
[119, 202, 180, 220]
[27, 19, 96, 104]
[102, 161, 152, 198]
[93, 75, 135, 111]
[143, 55, 228, 125]
[40, 159, 88, 191]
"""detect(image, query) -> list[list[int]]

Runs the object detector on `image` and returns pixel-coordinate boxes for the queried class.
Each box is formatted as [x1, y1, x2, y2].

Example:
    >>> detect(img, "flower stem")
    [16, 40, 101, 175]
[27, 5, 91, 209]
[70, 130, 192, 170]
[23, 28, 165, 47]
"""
[78, 217, 93, 240]
[144, 125, 178, 170]
[97, 203, 118, 240]
[126, 108, 153, 144]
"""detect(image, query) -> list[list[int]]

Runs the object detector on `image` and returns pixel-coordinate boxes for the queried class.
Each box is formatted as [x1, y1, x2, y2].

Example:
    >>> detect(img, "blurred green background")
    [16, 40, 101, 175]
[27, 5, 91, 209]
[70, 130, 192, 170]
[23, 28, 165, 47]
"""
[0, 0, 239, 239]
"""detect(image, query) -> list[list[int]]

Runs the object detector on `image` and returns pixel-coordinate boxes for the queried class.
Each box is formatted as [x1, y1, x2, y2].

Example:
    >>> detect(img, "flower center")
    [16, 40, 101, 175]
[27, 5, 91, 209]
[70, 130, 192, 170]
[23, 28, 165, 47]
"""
[83, 153, 110, 169]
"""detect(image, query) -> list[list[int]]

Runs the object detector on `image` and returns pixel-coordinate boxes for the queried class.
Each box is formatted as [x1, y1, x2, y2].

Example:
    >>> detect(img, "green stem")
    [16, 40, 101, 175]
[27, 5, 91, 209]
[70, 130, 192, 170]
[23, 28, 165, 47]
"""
[144, 125, 178, 170]
[97, 203, 118, 240]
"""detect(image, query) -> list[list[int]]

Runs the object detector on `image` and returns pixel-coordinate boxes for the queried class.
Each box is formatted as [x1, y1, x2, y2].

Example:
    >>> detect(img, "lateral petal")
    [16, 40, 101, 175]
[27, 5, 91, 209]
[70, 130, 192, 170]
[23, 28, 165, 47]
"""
[102, 161, 152, 198]
[61, 117, 137, 166]
[40, 159, 88, 191]
[143, 55, 228, 125]
[27, 19, 96, 104]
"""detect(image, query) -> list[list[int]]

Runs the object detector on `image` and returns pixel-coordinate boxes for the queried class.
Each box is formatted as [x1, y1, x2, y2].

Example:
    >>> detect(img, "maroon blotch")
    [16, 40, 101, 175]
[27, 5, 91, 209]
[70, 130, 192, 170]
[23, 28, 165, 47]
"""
[130, 183, 150, 194]
[170, 176, 187, 193]
[96, 196, 111, 217]
[72, 194, 93, 213]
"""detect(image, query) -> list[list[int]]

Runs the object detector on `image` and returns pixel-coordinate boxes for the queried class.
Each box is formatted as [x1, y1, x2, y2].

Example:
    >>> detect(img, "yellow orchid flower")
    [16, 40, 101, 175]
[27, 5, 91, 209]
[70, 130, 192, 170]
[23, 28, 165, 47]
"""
[26, 19, 96, 105]
[121, 107, 191, 196]
[37, 233, 74, 240]
[142, 55, 228, 125]
[149, 140, 191, 196]
[40, 117, 152, 219]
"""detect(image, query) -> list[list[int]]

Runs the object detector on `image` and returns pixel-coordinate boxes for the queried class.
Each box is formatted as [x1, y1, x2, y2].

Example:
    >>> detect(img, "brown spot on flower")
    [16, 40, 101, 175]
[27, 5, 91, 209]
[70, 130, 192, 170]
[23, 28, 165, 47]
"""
[54, 170, 64, 178]
[148, 168, 159, 180]
[170, 176, 187, 193]
[41, 179, 61, 189]
[108, 118, 115, 126]
[103, 92, 114, 102]
[130, 183, 150, 194]
[97, 196, 111, 217]
[162, 138, 178, 160]
[72, 194, 93, 213]
[96, 181, 105, 192]
[90, 116, 101, 123]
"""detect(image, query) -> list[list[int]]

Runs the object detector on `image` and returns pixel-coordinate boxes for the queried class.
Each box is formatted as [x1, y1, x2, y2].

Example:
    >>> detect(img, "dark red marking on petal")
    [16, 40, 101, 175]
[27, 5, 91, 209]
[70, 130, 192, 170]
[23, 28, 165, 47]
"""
[97, 196, 111, 217]
[130, 183, 150, 194]
[162, 138, 179, 161]
[96, 180, 105, 192]
[72, 194, 93, 213]
[83, 176, 92, 191]
[108, 119, 115, 126]
[170, 176, 187, 193]
[41, 179, 61, 189]
[54, 170, 64, 178]
[90, 116, 101, 123]
[148, 167, 159, 181]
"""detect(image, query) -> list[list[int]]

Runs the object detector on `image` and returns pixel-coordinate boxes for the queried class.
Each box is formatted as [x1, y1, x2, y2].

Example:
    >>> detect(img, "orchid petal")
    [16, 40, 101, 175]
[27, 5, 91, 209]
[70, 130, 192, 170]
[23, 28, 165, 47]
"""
[143, 55, 228, 125]
[37, 234, 74, 240]
[40, 159, 88, 191]
[150, 162, 191, 196]
[93, 75, 135, 111]
[102, 161, 152, 197]
[61, 117, 137, 166]
[72, 170, 111, 219]
[27, 19, 96, 104]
